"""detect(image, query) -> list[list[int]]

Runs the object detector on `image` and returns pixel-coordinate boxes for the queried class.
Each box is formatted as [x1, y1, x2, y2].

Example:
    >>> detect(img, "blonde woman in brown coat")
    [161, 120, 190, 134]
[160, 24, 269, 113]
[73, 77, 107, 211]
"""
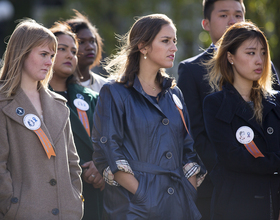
[0, 19, 83, 219]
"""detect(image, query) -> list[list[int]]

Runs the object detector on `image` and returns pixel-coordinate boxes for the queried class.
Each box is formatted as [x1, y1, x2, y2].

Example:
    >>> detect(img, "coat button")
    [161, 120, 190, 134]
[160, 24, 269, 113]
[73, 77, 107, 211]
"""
[167, 187, 174, 195]
[100, 136, 107, 143]
[166, 152, 172, 159]
[49, 179, 57, 186]
[11, 197, 18, 204]
[162, 118, 169, 125]
[267, 127, 274, 134]
[52, 208, 59, 215]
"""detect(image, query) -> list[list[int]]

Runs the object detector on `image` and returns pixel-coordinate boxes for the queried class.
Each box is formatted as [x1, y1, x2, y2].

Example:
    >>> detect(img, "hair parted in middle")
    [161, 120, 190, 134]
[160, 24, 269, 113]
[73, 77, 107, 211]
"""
[49, 21, 82, 83]
[205, 21, 275, 124]
[104, 13, 176, 88]
[0, 18, 57, 97]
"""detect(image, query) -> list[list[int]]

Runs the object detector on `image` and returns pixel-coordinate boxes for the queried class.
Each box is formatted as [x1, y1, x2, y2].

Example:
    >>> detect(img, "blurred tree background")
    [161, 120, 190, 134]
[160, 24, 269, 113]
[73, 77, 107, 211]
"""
[1, 0, 279, 79]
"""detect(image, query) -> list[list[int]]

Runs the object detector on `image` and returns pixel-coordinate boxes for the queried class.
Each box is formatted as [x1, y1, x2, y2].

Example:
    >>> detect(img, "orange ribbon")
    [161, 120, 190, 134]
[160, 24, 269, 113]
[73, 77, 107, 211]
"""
[244, 140, 264, 158]
[176, 106, 191, 136]
[77, 108, 90, 136]
[34, 128, 56, 159]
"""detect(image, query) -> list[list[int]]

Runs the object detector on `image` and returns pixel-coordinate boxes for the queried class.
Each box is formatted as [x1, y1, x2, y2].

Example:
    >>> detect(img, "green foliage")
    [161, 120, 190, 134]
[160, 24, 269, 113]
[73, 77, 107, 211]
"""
[2, 0, 280, 76]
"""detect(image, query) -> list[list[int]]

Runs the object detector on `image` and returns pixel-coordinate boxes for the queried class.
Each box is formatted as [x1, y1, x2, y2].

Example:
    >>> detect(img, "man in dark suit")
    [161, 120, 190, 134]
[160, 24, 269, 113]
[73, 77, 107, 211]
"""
[177, 1, 245, 219]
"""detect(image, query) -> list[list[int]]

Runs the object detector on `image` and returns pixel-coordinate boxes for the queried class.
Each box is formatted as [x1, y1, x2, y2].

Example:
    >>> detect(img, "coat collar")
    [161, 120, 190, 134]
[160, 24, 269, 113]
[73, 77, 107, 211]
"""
[216, 83, 280, 134]
[49, 83, 94, 150]
[2, 87, 69, 146]
[67, 83, 94, 150]
[132, 74, 173, 115]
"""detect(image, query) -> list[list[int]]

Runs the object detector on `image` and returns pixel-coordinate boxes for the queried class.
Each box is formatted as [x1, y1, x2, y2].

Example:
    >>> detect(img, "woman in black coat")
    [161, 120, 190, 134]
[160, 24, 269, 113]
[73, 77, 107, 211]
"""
[203, 21, 280, 220]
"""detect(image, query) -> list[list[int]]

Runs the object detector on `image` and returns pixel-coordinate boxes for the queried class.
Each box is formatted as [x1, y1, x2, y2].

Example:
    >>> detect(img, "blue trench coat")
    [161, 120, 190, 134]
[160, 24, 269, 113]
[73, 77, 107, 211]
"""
[203, 83, 280, 220]
[92, 75, 206, 220]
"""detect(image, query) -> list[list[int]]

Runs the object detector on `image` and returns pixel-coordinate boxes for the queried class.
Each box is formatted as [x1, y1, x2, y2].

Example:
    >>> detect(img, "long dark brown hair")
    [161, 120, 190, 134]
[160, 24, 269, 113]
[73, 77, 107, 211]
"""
[104, 13, 176, 88]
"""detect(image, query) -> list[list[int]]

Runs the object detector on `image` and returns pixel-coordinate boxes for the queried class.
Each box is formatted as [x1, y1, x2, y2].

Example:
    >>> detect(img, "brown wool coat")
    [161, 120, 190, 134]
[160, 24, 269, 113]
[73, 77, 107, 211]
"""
[0, 87, 83, 220]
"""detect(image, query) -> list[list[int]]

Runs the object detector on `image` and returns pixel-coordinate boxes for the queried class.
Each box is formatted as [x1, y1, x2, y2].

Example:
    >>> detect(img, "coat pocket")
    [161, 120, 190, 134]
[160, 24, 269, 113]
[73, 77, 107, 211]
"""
[3, 183, 22, 220]
[130, 174, 146, 203]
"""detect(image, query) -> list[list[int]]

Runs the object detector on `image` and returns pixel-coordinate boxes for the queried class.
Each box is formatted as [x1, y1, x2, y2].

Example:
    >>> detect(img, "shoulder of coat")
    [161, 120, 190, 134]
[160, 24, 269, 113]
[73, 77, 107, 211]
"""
[47, 88, 67, 103]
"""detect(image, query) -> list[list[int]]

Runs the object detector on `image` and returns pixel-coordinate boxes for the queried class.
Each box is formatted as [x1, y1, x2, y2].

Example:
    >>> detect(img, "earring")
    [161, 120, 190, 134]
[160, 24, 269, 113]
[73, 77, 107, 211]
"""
[144, 54, 147, 59]
[231, 62, 233, 65]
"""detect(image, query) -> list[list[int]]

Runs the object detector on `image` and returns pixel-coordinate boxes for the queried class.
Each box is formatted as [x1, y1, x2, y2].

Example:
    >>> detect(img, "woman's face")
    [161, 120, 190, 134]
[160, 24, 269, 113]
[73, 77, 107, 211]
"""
[53, 34, 78, 79]
[228, 38, 266, 85]
[76, 28, 98, 68]
[22, 44, 55, 84]
[144, 24, 177, 71]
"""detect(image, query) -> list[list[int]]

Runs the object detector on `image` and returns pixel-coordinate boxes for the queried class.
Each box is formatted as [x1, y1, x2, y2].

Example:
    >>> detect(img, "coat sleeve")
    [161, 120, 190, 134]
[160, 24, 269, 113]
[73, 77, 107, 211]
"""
[178, 62, 216, 171]
[0, 110, 13, 216]
[203, 93, 280, 175]
[92, 84, 127, 175]
[65, 118, 83, 196]
[174, 87, 207, 180]
[271, 61, 280, 91]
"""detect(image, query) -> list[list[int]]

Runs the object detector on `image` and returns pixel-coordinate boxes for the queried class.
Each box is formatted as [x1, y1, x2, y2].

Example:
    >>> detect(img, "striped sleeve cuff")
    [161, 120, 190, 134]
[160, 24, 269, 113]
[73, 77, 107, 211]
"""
[103, 160, 134, 186]
[183, 162, 207, 187]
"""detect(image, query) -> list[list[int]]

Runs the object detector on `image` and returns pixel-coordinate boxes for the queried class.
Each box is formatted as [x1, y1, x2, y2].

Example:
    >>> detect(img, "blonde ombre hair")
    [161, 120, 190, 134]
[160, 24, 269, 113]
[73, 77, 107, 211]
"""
[0, 19, 57, 97]
[205, 21, 275, 124]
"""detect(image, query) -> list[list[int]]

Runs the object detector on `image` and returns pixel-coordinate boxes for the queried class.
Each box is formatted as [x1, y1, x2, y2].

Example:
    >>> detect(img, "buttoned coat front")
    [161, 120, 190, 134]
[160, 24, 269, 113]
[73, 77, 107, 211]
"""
[92, 76, 206, 220]
[0, 87, 83, 220]
[203, 83, 280, 220]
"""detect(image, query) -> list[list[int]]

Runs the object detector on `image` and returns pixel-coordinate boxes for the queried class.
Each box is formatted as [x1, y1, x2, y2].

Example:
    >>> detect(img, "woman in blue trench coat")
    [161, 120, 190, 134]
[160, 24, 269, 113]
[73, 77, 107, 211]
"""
[203, 21, 280, 220]
[91, 14, 206, 220]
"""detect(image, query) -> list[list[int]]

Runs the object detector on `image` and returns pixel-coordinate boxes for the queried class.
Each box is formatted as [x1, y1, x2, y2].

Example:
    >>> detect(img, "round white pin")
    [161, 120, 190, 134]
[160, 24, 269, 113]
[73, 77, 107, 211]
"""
[23, 114, 41, 130]
[236, 126, 254, 144]
[74, 98, 89, 111]
[172, 94, 183, 110]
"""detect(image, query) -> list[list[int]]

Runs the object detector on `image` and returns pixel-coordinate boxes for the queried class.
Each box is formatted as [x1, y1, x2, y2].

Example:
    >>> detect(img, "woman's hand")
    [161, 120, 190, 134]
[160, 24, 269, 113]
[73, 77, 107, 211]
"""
[188, 175, 197, 190]
[81, 161, 105, 191]
[114, 171, 139, 194]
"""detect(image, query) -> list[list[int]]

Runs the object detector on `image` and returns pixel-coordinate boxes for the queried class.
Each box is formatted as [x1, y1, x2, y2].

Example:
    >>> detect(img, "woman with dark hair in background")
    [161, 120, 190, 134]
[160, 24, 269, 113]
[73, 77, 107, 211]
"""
[91, 14, 206, 220]
[49, 22, 104, 220]
[204, 21, 280, 220]
[66, 10, 107, 93]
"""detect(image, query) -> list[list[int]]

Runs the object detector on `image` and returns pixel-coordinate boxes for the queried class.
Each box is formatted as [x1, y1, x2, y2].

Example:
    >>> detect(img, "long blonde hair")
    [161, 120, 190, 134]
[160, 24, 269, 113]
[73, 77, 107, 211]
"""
[205, 21, 274, 124]
[0, 19, 57, 97]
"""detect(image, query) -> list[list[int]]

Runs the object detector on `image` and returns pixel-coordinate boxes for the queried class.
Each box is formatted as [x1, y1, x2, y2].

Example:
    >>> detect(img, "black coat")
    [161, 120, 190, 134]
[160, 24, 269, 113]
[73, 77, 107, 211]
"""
[178, 46, 215, 200]
[178, 46, 280, 199]
[203, 83, 280, 220]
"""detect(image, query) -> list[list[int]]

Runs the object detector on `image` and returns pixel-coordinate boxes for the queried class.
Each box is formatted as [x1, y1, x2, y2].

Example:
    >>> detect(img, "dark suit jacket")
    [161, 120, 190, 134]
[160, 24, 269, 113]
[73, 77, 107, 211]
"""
[178, 46, 215, 198]
[203, 83, 280, 220]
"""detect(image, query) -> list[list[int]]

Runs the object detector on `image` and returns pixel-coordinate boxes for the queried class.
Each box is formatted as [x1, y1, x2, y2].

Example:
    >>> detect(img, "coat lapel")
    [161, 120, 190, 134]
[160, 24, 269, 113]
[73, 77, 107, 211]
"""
[133, 75, 173, 116]
[2, 88, 68, 149]
[215, 83, 263, 136]
[67, 86, 93, 151]
[40, 88, 69, 145]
